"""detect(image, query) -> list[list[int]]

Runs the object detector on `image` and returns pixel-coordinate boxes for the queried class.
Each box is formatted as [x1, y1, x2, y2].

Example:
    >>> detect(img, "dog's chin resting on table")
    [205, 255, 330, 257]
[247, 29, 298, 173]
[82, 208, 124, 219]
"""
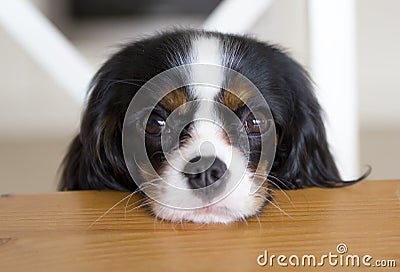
[60, 29, 366, 224]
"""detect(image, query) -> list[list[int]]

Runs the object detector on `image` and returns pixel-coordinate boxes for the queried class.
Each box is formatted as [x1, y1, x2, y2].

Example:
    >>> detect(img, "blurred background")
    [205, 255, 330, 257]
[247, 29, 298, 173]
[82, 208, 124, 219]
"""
[0, 0, 399, 193]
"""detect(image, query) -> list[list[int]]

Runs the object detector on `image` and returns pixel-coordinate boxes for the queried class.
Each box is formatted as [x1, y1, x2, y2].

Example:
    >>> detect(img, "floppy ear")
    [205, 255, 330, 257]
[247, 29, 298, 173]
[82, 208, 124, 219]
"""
[59, 33, 190, 191]
[59, 99, 134, 191]
[59, 115, 132, 191]
[269, 56, 367, 189]
[59, 59, 137, 191]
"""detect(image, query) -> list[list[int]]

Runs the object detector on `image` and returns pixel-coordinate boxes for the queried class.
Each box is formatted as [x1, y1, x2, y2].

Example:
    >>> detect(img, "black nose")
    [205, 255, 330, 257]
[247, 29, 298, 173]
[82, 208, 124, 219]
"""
[184, 156, 227, 189]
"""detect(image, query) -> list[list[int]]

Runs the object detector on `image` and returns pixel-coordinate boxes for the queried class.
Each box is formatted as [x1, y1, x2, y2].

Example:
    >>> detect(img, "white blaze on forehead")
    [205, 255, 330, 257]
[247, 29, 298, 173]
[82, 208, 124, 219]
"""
[190, 36, 224, 149]
[192, 36, 223, 66]
[191, 36, 223, 100]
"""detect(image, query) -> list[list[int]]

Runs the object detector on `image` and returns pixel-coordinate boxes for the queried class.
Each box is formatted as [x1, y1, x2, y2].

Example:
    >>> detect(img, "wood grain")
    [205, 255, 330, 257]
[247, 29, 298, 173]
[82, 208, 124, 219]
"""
[0, 180, 399, 271]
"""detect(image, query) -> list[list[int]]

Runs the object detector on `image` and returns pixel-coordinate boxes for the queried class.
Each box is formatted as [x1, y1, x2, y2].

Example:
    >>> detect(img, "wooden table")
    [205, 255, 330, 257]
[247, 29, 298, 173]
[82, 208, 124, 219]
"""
[1, 180, 399, 271]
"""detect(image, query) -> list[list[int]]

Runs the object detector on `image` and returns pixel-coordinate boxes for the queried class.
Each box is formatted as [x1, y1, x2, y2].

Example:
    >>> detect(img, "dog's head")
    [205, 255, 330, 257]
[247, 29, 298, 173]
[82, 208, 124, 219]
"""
[61, 30, 362, 223]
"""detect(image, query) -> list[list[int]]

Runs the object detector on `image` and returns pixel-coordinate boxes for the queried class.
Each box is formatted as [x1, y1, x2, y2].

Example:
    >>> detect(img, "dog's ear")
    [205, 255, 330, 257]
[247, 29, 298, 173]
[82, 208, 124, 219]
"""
[59, 115, 132, 191]
[269, 54, 366, 189]
[59, 34, 183, 191]
[59, 106, 133, 191]
[59, 56, 137, 191]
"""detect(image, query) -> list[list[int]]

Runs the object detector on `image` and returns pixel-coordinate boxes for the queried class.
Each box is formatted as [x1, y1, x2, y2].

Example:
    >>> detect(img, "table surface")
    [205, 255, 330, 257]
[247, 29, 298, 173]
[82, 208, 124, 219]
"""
[0, 180, 399, 271]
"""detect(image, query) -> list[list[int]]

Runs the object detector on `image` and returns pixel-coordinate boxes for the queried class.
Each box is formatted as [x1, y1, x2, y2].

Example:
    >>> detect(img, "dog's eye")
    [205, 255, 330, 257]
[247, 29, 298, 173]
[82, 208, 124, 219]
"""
[244, 111, 271, 136]
[145, 113, 166, 136]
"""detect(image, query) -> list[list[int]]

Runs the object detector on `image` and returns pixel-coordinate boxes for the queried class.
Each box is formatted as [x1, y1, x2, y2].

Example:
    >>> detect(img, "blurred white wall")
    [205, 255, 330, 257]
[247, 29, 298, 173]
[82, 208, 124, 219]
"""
[0, 26, 80, 139]
[0, 0, 399, 193]
[357, 0, 400, 179]
[252, 0, 309, 67]
[358, 0, 400, 128]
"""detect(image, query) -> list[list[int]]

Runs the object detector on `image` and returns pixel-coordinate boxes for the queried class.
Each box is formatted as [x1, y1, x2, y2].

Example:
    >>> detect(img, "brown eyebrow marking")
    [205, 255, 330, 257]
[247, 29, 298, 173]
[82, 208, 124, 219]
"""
[159, 88, 189, 112]
[220, 76, 257, 110]
[221, 90, 244, 111]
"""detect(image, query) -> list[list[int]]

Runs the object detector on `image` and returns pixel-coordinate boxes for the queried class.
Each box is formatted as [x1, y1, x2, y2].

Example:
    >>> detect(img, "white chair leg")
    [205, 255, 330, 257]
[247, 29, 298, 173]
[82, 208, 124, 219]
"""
[0, 0, 94, 104]
[308, 0, 359, 179]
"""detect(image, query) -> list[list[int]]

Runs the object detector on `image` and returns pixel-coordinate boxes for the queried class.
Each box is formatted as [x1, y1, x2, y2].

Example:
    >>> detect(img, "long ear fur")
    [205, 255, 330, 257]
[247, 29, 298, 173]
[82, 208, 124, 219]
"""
[269, 54, 369, 189]
[59, 51, 140, 191]
[59, 107, 134, 191]
[59, 31, 192, 191]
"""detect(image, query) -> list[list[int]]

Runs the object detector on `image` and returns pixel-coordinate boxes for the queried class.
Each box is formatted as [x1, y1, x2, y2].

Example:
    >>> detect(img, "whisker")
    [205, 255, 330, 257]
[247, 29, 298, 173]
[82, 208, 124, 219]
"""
[152, 208, 159, 229]
[124, 192, 136, 218]
[154, 206, 167, 225]
[88, 193, 135, 228]
[253, 172, 292, 190]
[265, 198, 293, 219]
[254, 214, 262, 232]
[252, 174, 292, 204]
[266, 181, 292, 203]
[257, 195, 293, 219]
[125, 195, 146, 212]
[126, 201, 152, 213]
[125, 179, 159, 198]
[171, 220, 179, 232]
[268, 174, 294, 190]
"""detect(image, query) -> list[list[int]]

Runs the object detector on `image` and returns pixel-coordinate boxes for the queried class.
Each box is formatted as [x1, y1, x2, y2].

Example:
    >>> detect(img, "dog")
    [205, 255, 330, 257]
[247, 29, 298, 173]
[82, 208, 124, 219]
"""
[60, 29, 366, 224]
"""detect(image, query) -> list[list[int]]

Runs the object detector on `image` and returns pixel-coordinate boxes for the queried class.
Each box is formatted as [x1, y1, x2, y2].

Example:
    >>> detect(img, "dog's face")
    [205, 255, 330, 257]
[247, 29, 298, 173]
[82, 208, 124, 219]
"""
[61, 30, 360, 224]
[123, 61, 277, 223]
